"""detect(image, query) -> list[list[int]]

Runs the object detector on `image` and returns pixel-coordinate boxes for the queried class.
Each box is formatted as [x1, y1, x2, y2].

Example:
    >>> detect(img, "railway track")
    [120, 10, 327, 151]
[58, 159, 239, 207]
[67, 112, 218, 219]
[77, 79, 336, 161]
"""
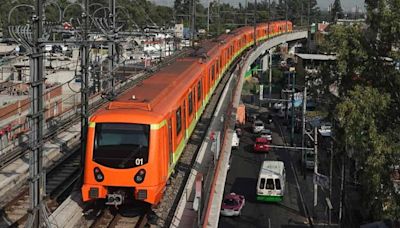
[88, 207, 149, 228]
[0, 48, 191, 171]
[0, 48, 192, 228]
[0, 149, 81, 227]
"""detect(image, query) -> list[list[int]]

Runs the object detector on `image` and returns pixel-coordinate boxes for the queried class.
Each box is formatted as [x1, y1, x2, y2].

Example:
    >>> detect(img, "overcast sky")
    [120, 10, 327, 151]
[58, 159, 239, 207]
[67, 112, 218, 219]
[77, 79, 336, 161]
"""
[152, 0, 365, 12]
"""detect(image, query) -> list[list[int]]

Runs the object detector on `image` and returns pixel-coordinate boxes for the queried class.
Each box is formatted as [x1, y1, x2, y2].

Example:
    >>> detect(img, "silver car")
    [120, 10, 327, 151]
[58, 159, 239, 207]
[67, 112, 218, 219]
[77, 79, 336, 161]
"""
[252, 120, 264, 133]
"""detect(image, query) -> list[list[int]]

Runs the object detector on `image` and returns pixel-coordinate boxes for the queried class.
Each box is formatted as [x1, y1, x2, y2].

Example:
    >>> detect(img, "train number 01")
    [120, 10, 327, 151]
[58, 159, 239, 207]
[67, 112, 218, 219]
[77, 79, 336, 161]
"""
[135, 158, 144, 166]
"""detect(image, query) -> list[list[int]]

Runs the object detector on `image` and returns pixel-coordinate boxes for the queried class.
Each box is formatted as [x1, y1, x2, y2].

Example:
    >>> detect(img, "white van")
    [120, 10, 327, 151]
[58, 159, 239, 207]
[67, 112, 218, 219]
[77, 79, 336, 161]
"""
[256, 161, 285, 202]
[231, 131, 240, 148]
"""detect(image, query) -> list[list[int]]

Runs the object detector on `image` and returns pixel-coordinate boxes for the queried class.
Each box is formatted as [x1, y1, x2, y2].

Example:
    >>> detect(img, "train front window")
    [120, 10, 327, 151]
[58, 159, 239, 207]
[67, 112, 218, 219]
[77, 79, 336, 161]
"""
[93, 123, 150, 169]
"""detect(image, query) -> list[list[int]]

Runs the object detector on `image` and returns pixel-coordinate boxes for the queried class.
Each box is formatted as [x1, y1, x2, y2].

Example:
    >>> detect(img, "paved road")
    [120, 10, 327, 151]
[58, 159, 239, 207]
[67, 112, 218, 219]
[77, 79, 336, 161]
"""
[219, 106, 311, 228]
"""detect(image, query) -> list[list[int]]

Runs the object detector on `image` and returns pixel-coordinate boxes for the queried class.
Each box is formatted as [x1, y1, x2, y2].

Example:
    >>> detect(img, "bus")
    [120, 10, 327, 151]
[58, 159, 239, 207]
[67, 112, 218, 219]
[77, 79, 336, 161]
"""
[256, 161, 286, 202]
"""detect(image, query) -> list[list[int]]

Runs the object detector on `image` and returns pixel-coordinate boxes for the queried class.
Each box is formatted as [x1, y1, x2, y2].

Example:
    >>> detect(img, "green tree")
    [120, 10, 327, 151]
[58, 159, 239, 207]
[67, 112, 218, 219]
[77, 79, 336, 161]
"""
[331, 0, 344, 21]
[336, 86, 394, 220]
[319, 0, 400, 221]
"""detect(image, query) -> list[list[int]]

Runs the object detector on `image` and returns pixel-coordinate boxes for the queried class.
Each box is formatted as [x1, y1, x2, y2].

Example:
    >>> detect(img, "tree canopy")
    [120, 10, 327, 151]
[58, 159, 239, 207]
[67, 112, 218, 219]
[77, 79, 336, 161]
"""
[320, 0, 400, 221]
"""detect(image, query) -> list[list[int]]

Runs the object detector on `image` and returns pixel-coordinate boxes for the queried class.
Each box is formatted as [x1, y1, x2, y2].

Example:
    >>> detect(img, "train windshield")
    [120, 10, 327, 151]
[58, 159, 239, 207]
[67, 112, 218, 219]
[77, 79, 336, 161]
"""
[93, 123, 150, 169]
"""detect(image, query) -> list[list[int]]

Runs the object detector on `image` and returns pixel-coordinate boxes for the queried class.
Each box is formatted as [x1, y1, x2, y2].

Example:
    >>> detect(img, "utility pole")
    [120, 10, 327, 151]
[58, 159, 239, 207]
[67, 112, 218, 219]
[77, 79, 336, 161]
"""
[301, 81, 307, 179]
[26, 0, 51, 227]
[268, 50, 272, 108]
[191, 0, 196, 46]
[80, 0, 89, 181]
[313, 127, 318, 207]
[109, 0, 116, 97]
[339, 146, 346, 225]
[329, 138, 333, 225]
[290, 72, 295, 146]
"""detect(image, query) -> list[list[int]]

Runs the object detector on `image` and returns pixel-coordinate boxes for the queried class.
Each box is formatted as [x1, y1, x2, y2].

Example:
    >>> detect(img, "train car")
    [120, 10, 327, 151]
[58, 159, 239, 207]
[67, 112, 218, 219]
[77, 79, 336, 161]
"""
[82, 21, 293, 206]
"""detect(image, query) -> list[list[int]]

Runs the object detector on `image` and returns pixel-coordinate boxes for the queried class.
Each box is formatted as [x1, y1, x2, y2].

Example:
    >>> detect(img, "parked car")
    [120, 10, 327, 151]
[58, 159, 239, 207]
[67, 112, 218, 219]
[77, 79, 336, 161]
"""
[252, 120, 264, 133]
[259, 129, 272, 142]
[254, 137, 270, 152]
[318, 123, 332, 137]
[231, 131, 240, 149]
[220, 193, 245, 217]
[266, 114, 273, 124]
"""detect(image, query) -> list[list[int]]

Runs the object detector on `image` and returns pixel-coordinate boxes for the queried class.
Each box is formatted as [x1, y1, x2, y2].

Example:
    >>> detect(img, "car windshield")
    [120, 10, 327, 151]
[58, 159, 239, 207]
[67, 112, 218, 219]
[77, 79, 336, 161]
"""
[223, 198, 238, 206]
[255, 122, 263, 126]
[93, 123, 150, 169]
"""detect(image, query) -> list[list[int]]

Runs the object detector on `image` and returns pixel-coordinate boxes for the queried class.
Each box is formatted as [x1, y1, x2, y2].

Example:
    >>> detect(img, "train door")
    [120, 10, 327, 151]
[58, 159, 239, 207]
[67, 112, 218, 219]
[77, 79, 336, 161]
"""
[168, 118, 173, 170]
[198, 79, 202, 109]
[183, 100, 187, 139]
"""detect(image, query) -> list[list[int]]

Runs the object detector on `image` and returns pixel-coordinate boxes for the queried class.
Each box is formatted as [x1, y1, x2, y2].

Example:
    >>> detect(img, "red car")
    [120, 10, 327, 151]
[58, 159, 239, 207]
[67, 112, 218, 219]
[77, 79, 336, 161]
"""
[254, 137, 271, 152]
[220, 193, 245, 217]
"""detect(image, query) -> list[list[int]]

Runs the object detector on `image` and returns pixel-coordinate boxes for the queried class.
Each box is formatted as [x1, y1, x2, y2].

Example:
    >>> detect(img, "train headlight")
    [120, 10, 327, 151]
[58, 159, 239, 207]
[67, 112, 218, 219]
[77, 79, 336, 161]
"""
[134, 169, 146, 184]
[94, 167, 104, 182]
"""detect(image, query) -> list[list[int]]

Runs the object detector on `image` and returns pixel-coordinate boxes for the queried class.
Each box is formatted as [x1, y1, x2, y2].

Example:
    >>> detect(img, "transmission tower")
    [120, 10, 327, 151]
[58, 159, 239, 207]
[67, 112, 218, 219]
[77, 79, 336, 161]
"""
[8, 0, 51, 227]
[109, 0, 116, 97]
[80, 0, 90, 178]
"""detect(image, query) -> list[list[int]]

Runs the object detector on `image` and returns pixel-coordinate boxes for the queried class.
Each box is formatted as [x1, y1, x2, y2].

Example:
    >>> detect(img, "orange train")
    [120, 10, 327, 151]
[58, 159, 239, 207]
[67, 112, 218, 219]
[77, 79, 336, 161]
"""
[82, 21, 293, 206]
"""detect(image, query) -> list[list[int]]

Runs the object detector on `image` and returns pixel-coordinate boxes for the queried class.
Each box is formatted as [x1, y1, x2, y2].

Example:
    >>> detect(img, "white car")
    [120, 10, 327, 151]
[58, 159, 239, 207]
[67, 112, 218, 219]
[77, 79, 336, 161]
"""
[259, 129, 272, 141]
[231, 131, 240, 148]
[318, 123, 332, 137]
[252, 120, 264, 133]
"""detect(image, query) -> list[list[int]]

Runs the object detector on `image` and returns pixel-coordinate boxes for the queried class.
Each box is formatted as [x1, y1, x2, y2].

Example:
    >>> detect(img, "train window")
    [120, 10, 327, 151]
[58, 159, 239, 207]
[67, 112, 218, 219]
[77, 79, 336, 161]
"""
[176, 107, 182, 135]
[197, 80, 202, 101]
[219, 57, 222, 69]
[211, 64, 215, 80]
[168, 118, 173, 167]
[216, 61, 219, 75]
[188, 92, 193, 115]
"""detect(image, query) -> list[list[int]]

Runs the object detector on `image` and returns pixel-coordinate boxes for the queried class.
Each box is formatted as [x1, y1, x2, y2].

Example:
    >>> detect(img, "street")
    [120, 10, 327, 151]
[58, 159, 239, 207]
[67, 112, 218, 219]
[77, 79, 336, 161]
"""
[219, 105, 313, 228]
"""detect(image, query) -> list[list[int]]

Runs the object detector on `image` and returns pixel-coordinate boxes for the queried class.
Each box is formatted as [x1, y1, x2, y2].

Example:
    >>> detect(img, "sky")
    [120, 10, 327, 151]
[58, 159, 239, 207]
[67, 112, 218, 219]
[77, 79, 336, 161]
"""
[151, 0, 365, 12]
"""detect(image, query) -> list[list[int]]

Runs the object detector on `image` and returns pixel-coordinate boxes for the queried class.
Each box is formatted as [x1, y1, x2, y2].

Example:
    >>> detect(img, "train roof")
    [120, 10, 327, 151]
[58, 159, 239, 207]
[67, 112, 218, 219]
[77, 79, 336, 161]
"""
[92, 57, 203, 124]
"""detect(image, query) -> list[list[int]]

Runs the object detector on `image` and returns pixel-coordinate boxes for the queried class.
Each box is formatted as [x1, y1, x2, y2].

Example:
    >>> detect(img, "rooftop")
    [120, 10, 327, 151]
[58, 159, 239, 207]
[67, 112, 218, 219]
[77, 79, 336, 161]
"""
[296, 53, 336, 61]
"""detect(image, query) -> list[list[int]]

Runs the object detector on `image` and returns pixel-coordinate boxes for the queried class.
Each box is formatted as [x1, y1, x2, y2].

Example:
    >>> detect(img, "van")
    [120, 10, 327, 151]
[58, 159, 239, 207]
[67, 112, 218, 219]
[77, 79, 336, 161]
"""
[256, 161, 285, 202]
